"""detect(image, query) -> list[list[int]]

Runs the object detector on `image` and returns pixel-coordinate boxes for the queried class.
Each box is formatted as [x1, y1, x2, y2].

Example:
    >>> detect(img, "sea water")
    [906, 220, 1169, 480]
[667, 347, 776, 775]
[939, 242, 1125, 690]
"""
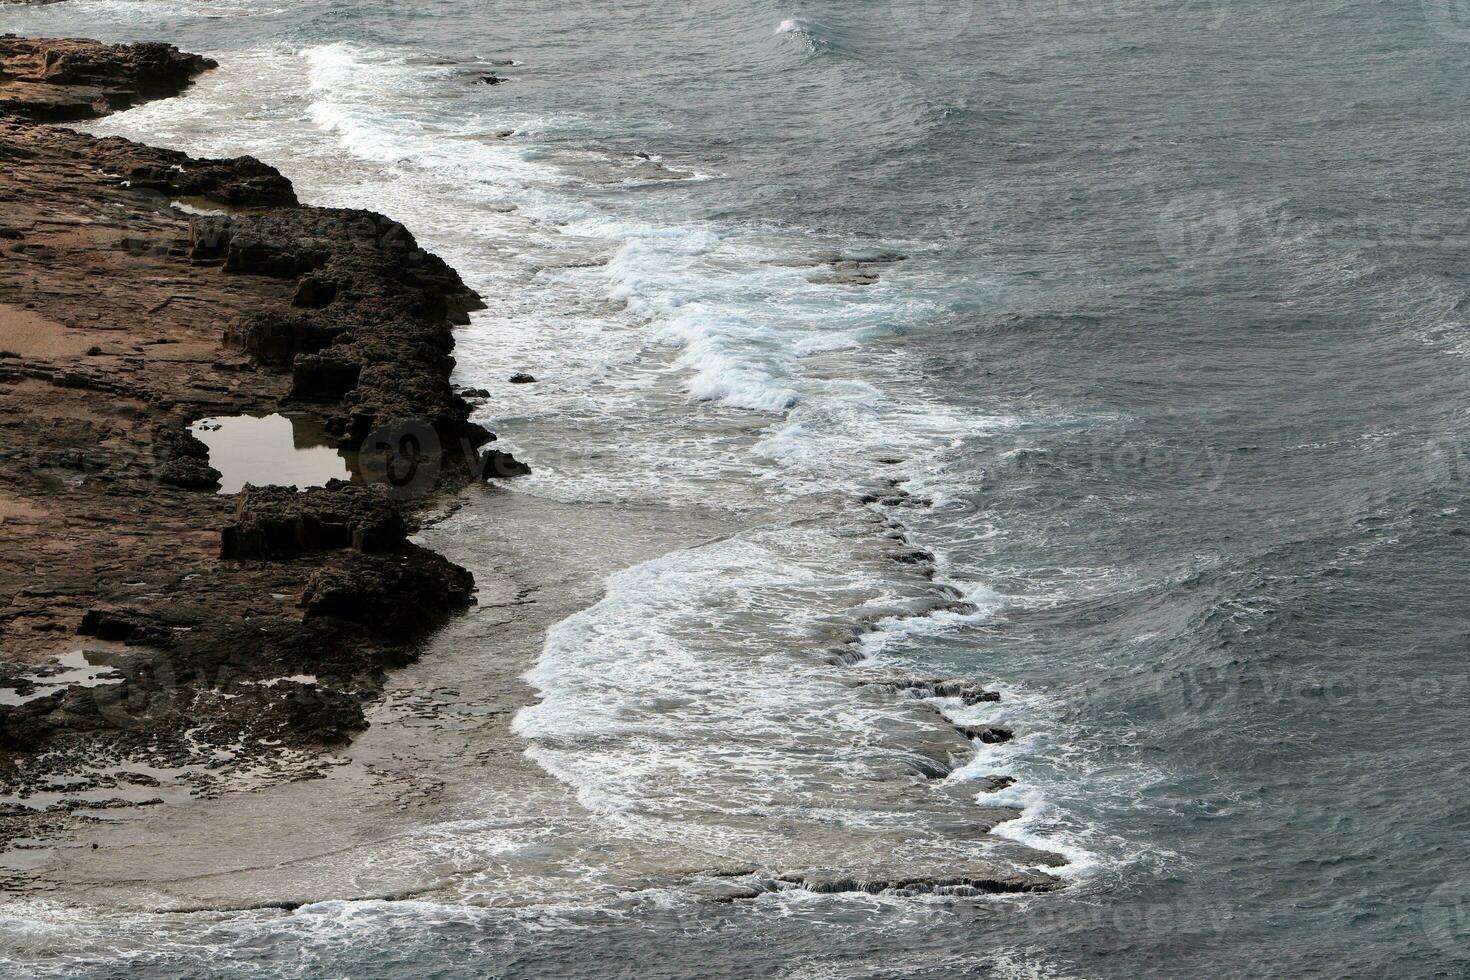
[3, 1, 1469, 976]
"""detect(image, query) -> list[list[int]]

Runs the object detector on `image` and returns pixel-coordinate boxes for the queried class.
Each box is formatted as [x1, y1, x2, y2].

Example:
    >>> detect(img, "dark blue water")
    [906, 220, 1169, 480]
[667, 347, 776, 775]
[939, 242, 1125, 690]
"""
[4, 0, 1469, 976]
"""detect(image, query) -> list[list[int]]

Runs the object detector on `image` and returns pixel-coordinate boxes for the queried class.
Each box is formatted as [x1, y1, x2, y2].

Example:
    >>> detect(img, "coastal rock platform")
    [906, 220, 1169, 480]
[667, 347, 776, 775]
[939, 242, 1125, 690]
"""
[0, 36, 515, 841]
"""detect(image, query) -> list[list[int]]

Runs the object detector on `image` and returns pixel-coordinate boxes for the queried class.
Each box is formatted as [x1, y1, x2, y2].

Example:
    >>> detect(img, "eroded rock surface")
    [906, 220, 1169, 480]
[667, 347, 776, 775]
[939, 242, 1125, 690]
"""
[0, 34, 216, 123]
[0, 37, 511, 832]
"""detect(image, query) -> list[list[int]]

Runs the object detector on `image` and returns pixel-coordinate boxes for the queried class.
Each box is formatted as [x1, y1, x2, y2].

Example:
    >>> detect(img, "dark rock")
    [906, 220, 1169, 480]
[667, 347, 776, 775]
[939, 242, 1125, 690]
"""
[36, 39, 212, 92]
[77, 607, 166, 643]
[0, 36, 216, 123]
[457, 420, 495, 448]
[508, 372, 536, 384]
[224, 311, 338, 368]
[191, 207, 487, 443]
[957, 725, 1014, 744]
[0, 697, 63, 752]
[187, 217, 231, 263]
[864, 676, 1000, 706]
[262, 681, 366, 745]
[119, 152, 297, 207]
[479, 448, 531, 479]
[0, 35, 502, 790]
[291, 353, 362, 402]
[909, 756, 953, 780]
[0, 227, 21, 239]
[300, 549, 475, 636]
[152, 423, 221, 490]
[478, 74, 507, 85]
[224, 236, 326, 278]
[157, 457, 222, 490]
[220, 481, 407, 560]
[772, 868, 1062, 896]
[291, 275, 339, 309]
[975, 775, 1017, 793]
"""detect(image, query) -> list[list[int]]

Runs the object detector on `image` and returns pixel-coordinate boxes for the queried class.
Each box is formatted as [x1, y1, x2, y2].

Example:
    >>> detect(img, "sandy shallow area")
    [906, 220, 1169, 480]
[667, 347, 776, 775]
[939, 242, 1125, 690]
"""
[3, 489, 745, 910]
[0, 34, 1065, 914]
[6, 481, 1065, 910]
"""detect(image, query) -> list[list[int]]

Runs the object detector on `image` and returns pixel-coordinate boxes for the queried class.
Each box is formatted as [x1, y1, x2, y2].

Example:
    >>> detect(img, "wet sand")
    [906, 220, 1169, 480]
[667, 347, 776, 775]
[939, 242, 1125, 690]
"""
[9, 485, 1062, 910]
[7, 489, 745, 909]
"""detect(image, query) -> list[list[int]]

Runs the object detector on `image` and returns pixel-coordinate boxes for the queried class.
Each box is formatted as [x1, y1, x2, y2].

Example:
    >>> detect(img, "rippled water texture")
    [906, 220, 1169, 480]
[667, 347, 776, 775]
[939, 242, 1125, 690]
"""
[3, 0, 1469, 976]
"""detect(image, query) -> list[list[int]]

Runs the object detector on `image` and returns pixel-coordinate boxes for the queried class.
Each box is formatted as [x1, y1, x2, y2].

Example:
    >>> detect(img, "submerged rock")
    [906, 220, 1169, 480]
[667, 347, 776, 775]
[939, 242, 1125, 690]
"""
[769, 250, 908, 288]
[957, 724, 1014, 744]
[770, 866, 1062, 896]
[862, 676, 1001, 706]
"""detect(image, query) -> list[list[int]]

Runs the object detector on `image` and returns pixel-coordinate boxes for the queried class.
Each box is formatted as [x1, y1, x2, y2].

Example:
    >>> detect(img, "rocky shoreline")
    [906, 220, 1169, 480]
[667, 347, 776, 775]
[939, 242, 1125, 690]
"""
[0, 36, 522, 840]
[0, 33, 1068, 908]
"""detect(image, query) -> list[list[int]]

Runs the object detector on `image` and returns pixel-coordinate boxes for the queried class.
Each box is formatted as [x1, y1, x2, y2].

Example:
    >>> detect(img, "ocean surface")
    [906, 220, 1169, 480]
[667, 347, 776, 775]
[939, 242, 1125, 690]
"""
[4, 0, 1470, 976]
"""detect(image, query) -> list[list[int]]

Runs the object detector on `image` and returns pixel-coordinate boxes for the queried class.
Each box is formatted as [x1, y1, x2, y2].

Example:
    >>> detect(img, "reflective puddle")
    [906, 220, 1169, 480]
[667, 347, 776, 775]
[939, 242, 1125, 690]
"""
[0, 649, 125, 707]
[191, 413, 357, 494]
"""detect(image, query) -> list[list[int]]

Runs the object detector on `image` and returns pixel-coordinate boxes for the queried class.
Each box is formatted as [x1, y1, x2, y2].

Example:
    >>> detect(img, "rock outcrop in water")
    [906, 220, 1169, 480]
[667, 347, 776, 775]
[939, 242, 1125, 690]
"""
[0, 34, 215, 122]
[203, 208, 491, 444]
[0, 37, 515, 833]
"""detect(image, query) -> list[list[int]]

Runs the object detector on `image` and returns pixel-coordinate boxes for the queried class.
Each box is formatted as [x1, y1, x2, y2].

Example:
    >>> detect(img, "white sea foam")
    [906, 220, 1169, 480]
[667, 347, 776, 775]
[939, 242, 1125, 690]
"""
[76, 37, 1107, 891]
[514, 529, 896, 814]
[773, 16, 827, 54]
[287, 42, 1112, 879]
